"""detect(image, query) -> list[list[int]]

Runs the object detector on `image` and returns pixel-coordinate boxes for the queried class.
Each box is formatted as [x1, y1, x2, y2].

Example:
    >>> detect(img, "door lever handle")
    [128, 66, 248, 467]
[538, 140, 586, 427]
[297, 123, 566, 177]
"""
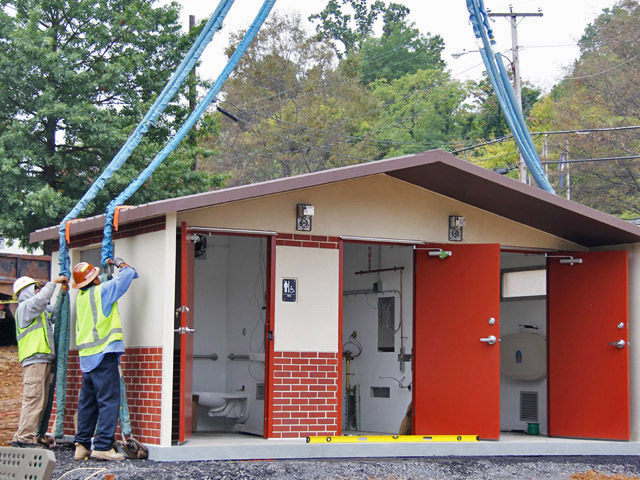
[609, 339, 626, 349]
[480, 335, 497, 345]
[174, 327, 196, 335]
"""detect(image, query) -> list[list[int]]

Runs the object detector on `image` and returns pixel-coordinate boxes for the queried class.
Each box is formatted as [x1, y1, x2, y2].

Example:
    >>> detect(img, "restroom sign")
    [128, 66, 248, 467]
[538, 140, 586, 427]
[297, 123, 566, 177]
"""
[282, 278, 297, 302]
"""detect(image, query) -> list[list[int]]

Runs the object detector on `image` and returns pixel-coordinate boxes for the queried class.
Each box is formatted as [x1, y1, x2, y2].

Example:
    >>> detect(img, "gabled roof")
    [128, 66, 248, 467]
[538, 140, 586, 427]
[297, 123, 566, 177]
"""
[30, 149, 640, 247]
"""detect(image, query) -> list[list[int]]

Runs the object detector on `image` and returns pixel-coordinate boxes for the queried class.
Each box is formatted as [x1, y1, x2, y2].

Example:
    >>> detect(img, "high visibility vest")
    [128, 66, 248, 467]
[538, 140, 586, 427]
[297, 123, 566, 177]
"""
[15, 311, 52, 363]
[76, 284, 123, 357]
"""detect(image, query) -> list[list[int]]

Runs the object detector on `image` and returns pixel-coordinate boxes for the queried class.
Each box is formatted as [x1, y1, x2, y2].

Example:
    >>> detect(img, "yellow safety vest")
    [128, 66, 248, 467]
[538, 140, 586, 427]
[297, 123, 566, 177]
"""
[76, 284, 123, 357]
[15, 312, 52, 363]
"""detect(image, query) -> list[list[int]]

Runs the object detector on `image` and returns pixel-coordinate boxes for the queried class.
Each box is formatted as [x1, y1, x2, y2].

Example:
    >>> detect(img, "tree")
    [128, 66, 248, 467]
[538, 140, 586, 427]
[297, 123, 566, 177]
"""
[534, 0, 640, 217]
[370, 68, 470, 158]
[358, 21, 445, 85]
[0, 0, 223, 247]
[308, 0, 409, 58]
[200, 12, 383, 186]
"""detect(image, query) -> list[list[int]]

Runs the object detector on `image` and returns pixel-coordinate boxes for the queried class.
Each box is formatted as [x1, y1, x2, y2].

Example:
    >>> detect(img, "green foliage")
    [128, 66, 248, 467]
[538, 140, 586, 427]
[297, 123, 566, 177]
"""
[0, 0, 224, 247]
[370, 69, 470, 158]
[358, 21, 445, 85]
[308, 0, 408, 57]
[538, 0, 640, 216]
[201, 12, 383, 185]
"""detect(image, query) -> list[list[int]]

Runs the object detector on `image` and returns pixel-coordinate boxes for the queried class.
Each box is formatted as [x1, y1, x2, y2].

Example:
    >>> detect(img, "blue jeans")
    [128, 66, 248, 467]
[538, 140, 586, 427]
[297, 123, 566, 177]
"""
[74, 353, 121, 451]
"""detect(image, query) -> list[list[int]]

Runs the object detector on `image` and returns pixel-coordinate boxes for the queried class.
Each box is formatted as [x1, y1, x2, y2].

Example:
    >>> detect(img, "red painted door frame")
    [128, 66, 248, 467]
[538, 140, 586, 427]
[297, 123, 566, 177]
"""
[547, 250, 630, 440]
[413, 243, 501, 439]
[179, 222, 195, 443]
[179, 227, 275, 439]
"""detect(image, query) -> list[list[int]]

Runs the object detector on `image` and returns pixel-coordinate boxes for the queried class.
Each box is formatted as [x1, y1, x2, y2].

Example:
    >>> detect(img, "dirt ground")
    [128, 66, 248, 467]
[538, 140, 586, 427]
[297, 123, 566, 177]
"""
[1, 346, 639, 480]
[0, 346, 21, 445]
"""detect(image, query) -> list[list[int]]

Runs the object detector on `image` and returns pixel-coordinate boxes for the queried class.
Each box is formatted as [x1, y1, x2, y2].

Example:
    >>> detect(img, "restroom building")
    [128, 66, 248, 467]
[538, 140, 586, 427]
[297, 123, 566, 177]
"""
[30, 150, 640, 449]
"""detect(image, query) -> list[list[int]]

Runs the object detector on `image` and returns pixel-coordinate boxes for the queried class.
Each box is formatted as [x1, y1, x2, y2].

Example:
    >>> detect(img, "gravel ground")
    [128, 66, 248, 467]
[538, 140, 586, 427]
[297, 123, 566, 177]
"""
[46, 445, 640, 480]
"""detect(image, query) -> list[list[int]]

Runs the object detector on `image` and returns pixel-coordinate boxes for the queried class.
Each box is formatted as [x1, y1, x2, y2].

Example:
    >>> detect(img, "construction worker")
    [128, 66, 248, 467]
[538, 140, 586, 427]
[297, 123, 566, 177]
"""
[12, 274, 68, 448]
[71, 257, 137, 462]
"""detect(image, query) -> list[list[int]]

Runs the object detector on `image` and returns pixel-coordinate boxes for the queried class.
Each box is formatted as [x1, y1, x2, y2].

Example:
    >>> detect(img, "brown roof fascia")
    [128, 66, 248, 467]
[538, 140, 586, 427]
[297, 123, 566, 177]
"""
[29, 150, 640, 247]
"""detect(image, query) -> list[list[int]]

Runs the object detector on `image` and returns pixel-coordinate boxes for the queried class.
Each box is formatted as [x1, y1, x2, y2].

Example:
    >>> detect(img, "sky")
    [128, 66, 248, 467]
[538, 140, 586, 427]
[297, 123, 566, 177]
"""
[168, 0, 617, 92]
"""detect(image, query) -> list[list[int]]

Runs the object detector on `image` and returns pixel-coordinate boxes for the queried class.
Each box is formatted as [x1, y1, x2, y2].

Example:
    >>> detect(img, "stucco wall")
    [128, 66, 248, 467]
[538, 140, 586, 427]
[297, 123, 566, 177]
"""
[274, 246, 339, 352]
[178, 175, 581, 251]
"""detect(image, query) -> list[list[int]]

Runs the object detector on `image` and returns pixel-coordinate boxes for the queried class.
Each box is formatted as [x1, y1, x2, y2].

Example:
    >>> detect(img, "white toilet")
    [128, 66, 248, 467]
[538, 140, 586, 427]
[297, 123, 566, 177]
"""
[194, 391, 250, 426]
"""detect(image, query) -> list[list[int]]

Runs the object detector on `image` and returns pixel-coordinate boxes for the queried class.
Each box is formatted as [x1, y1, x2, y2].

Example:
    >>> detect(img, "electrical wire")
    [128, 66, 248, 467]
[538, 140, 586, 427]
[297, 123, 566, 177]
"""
[565, 52, 640, 81]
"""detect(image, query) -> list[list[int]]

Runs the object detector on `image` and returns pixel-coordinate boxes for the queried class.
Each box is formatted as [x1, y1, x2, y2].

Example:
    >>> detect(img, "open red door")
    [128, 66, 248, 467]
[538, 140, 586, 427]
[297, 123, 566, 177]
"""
[178, 222, 195, 443]
[548, 250, 629, 440]
[413, 244, 501, 439]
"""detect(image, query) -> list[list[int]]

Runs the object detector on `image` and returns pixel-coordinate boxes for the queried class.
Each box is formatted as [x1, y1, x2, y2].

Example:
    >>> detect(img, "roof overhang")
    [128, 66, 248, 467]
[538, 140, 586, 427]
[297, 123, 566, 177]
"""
[30, 150, 640, 248]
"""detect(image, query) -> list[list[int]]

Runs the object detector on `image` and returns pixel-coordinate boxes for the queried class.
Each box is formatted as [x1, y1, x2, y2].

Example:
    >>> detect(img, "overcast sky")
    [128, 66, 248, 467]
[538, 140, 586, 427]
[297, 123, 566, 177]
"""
[169, 0, 617, 91]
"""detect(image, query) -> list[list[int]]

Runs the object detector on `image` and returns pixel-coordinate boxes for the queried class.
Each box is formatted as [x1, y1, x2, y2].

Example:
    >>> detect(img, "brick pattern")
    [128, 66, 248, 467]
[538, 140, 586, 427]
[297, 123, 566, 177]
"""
[271, 351, 340, 438]
[276, 234, 339, 249]
[49, 347, 163, 445]
[51, 217, 166, 252]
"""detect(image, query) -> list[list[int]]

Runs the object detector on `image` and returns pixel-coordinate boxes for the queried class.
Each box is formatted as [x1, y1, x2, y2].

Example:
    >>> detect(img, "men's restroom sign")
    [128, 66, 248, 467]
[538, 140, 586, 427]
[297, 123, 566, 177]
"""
[282, 278, 297, 302]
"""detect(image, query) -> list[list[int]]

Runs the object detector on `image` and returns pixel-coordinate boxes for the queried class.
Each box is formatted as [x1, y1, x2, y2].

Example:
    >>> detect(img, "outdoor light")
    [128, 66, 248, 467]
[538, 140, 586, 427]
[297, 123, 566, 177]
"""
[296, 204, 314, 231]
[449, 216, 465, 242]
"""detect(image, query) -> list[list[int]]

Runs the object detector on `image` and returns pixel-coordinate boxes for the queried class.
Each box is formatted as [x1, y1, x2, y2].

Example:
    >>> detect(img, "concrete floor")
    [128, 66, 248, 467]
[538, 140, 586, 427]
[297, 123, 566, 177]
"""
[146, 432, 640, 462]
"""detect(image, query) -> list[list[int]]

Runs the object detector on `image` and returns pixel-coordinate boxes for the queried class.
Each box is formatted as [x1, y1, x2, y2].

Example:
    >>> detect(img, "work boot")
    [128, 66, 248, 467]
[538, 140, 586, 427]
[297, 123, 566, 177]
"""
[74, 443, 91, 461]
[11, 441, 44, 449]
[90, 448, 126, 461]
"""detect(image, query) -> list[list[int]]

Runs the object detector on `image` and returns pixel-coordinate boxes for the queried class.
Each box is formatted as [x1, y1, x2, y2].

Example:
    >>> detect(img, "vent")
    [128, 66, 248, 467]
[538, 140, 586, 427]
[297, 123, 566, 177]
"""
[520, 391, 538, 422]
[371, 386, 391, 398]
[256, 383, 265, 400]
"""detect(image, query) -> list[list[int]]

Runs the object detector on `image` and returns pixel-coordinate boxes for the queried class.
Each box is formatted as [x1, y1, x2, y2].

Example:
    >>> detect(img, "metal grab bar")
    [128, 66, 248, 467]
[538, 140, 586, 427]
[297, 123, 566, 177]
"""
[228, 353, 250, 361]
[194, 353, 219, 361]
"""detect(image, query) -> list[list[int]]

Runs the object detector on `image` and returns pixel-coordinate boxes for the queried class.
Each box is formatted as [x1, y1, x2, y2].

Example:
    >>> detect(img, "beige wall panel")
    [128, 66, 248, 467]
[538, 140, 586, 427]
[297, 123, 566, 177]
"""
[178, 175, 580, 251]
[274, 246, 339, 352]
[110, 230, 166, 347]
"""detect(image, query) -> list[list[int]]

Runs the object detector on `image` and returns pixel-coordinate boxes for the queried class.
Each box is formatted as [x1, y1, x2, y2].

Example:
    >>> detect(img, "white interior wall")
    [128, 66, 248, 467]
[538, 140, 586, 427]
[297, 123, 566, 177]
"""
[499, 253, 547, 434]
[192, 235, 266, 435]
[342, 243, 413, 434]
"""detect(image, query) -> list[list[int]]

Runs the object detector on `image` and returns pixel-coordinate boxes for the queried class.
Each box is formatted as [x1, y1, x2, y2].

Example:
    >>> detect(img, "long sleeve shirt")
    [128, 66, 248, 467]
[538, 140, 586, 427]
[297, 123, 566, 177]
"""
[79, 267, 138, 373]
[16, 282, 57, 366]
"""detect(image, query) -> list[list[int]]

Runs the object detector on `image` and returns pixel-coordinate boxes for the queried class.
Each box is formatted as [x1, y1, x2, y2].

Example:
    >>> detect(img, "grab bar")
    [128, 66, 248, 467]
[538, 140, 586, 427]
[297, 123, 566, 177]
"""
[194, 353, 218, 361]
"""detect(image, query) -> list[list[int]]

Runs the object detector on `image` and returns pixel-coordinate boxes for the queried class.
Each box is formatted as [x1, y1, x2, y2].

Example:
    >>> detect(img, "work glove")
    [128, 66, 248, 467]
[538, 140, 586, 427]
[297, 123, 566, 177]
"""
[110, 257, 126, 268]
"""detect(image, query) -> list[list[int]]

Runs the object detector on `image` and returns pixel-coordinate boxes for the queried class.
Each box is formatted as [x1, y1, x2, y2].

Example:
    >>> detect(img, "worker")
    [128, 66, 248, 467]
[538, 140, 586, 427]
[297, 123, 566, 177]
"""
[12, 274, 68, 448]
[71, 257, 137, 462]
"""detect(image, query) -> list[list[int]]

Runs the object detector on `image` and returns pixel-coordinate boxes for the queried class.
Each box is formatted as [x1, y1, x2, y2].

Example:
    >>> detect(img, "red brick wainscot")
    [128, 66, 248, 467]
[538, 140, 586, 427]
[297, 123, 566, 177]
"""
[49, 347, 163, 445]
[271, 351, 340, 438]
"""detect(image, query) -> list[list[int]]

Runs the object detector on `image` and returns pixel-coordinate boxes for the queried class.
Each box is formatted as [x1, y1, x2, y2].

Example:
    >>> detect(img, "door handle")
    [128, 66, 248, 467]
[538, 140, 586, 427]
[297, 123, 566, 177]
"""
[480, 335, 497, 345]
[609, 339, 626, 349]
[174, 327, 196, 335]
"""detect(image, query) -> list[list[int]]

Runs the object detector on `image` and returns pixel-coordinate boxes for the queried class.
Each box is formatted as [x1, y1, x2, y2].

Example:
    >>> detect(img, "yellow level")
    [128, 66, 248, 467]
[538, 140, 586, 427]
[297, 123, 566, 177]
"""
[306, 434, 478, 444]
[0, 300, 17, 304]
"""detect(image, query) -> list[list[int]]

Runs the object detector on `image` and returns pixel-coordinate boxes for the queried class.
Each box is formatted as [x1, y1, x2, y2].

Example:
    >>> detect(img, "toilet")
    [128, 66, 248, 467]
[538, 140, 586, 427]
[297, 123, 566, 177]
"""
[194, 391, 250, 426]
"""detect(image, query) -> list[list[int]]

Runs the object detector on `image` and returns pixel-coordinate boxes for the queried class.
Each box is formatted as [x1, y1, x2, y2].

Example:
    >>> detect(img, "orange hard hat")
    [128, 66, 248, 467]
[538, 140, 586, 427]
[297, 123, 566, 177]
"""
[71, 262, 100, 289]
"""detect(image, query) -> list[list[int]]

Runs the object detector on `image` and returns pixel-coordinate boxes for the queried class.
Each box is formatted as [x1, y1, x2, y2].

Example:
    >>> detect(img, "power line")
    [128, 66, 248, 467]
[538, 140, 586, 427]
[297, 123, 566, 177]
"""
[542, 154, 640, 165]
[453, 125, 640, 154]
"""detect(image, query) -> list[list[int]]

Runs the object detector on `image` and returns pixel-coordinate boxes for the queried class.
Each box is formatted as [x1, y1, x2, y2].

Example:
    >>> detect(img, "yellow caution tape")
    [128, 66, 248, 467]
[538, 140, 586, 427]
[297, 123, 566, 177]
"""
[306, 434, 478, 443]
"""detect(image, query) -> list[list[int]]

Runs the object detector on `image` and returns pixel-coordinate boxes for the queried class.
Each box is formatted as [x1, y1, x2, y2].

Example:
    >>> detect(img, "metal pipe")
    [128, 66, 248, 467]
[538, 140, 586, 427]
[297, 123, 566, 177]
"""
[354, 266, 404, 275]
[227, 353, 250, 361]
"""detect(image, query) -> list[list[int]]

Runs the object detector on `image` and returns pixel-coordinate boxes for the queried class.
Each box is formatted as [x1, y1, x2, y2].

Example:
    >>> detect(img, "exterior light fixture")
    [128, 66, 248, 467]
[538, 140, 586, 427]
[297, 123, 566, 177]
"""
[296, 204, 314, 232]
[449, 216, 465, 242]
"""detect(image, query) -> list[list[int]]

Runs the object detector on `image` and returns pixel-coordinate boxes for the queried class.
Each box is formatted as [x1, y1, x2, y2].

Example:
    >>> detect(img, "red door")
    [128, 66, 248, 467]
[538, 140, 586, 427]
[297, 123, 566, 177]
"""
[413, 244, 501, 439]
[178, 222, 195, 443]
[548, 250, 629, 440]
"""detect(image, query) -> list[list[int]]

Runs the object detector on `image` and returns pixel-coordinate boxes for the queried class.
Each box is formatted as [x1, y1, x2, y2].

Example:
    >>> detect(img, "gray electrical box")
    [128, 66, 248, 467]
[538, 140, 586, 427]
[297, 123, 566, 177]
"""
[377, 296, 395, 352]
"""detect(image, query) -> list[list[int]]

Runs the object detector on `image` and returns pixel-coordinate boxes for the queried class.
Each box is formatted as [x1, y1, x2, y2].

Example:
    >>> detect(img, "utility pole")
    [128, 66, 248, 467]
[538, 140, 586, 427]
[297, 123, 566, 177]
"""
[488, 6, 543, 184]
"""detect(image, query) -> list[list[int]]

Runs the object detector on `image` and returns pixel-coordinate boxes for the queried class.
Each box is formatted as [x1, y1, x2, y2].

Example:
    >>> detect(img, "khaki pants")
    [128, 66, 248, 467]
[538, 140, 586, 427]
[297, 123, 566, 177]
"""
[13, 362, 52, 444]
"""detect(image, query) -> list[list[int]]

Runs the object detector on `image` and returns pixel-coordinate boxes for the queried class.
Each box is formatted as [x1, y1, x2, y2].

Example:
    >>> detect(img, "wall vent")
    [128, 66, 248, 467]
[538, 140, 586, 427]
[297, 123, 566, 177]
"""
[520, 391, 538, 422]
[371, 386, 391, 399]
[256, 383, 265, 400]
